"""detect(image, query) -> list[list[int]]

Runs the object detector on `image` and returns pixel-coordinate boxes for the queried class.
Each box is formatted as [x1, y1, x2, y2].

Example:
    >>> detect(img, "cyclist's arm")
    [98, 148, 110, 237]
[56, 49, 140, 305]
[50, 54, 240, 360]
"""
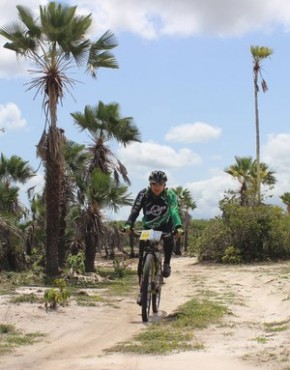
[126, 189, 146, 227]
[168, 189, 182, 228]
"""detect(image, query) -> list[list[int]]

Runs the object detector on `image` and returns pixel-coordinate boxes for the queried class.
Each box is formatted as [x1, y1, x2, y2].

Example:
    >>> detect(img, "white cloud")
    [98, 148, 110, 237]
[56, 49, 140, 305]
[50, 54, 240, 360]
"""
[186, 133, 290, 218]
[186, 171, 238, 219]
[263, 133, 290, 172]
[0, 49, 28, 78]
[0, 0, 49, 77]
[0, 0, 47, 24]
[114, 132, 290, 220]
[1, 0, 290, 77]
[83, 0, 290, 39]
[118, 141, 202, 169]
[165, 122, 221, 143]
[0, 103, 27, 133]
[185, 133, 290, 219]
[3, 0, 289, 41]
[262, 133, 290, 205]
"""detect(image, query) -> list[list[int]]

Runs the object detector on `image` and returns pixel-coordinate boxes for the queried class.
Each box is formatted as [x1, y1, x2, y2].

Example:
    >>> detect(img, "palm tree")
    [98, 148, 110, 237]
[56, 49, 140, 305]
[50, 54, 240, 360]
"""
[250, 45, 273, 204]
[0, 154, 34, 270]
[0, 3, 118, 277]
[225, 156, 254, 206]
[71, 101, 141, 271]
[72, 101, 141, 181]
[225, 156, 276, 205]
[0, 153, 34, 214]
[173, 186, 196, 253]
[57, 140, 89, 267]
[280, 192, 290, 214]
[250, 161, 276, 195]
[25, 192, 46, 257]
[77, 169, 133, 271]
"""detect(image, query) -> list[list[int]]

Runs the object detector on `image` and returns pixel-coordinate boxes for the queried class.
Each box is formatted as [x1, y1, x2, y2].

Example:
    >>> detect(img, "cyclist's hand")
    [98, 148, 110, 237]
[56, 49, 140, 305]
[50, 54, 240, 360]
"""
[121, 224, 133, 234]
[175, 227, 184, 237]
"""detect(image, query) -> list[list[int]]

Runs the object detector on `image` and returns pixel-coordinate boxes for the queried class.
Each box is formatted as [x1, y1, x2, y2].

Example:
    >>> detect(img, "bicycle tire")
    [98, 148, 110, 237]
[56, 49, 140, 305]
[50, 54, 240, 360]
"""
[141, 253, 154, 322]
[152, 257, 162, 313]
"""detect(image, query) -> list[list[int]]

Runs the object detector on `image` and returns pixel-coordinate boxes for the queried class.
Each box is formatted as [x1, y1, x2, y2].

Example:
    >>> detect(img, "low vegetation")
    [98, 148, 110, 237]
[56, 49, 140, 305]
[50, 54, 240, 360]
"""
[192, 205, 290, 263]
[0, 324, 45, 355]
[107, 297, 228, 355]
[0, 258, 137, 356]
[44, 278, 70, 310]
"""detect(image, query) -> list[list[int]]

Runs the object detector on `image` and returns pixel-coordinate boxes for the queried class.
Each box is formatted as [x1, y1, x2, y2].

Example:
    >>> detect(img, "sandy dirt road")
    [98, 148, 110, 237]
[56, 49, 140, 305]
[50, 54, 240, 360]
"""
[1, 256, 290, 370]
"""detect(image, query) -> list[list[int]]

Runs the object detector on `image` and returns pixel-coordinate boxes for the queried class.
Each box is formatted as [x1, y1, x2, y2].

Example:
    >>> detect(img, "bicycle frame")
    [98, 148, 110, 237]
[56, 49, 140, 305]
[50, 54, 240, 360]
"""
[134, 229, 167, 322]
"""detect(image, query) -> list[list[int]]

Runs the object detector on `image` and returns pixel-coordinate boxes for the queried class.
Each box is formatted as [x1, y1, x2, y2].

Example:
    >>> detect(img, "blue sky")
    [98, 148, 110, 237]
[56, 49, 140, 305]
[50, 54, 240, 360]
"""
[1, 0, 290, 220]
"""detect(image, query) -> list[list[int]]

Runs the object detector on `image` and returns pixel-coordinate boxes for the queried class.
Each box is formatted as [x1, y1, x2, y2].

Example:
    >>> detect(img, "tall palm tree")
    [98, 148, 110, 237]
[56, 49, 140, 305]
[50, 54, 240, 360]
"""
[0, 3, 118, 277]
[250, 45, 273, 204]
[71, 101, 141, 271]
[173, 186, 196, 252]
[225, 156, 276, 206]
[280, 192, 290, 214]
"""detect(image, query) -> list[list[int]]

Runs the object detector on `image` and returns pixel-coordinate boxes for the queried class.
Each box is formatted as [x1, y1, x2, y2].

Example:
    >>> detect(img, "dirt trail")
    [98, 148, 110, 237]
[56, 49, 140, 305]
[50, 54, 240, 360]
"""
[1, 257, 290, 370]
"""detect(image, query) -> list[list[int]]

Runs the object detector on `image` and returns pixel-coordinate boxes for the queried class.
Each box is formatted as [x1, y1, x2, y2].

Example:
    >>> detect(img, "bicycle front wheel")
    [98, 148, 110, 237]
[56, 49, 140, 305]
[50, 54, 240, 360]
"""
[141, 253, 154, 322]
[152, 257, 162, 313]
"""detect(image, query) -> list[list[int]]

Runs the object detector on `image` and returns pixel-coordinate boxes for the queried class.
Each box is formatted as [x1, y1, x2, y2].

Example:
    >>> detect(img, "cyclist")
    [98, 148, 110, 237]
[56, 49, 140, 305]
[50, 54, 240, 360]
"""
[123, 170, 183, 280]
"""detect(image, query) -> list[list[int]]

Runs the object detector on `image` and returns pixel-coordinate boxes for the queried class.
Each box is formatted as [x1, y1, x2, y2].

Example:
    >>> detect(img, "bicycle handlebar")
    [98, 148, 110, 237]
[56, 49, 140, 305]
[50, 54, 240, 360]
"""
[131, 229, 173, 239]
[120, 227, 180, 239]
[120, 227, 184, 239]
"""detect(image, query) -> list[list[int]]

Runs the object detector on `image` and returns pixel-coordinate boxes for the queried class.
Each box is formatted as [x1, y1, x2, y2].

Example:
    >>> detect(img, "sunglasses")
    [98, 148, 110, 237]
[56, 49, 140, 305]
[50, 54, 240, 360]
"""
[150, 182, 165, 186]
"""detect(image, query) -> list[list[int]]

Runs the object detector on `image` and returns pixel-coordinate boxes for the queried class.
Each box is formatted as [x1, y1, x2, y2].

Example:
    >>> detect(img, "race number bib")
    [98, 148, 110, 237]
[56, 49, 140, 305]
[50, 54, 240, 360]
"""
[140, 229, 162, 241]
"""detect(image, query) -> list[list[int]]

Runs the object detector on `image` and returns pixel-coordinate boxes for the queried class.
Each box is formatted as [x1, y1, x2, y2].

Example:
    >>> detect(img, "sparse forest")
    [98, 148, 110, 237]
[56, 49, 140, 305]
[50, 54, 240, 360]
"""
[0, 2, 290, 281]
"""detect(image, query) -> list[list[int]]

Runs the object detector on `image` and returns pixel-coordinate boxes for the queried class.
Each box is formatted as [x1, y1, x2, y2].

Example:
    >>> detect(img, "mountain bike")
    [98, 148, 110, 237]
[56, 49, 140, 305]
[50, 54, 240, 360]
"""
[134, 229, 171, 322]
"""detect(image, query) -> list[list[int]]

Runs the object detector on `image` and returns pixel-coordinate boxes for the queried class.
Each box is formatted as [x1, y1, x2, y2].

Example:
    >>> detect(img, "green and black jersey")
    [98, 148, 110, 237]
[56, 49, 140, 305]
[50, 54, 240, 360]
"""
[126, 187, 182, 232]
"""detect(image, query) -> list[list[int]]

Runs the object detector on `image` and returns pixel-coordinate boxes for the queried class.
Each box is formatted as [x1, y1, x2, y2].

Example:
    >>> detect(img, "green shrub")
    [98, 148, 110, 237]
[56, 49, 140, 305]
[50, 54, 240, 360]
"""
[221, 246, 242, 264]
[66, 251, 85, 274]
[196, 204, 290, 263]
[44, 278, 70, 310]
[193, 218, 228, 262]
[113, 258, 129, 278]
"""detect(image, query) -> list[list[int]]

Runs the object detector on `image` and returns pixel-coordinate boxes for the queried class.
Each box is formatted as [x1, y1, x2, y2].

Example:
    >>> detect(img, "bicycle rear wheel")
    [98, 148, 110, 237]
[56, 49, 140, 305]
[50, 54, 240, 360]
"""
[152, 257, 162, 313]
[141, 253, 154, 322]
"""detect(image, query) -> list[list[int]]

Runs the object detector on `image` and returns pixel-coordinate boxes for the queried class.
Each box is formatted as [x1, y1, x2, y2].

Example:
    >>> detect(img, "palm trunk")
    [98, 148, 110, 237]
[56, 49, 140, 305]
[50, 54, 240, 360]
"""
[240, 182, 247, 206]
[44, 76, 66, 277]
[45, 147, 61, 276]
[84, 232, 96, 272]
[58, 176, 68, 268]
[254, 70, 261, 204]
[83, 207, 101, 272]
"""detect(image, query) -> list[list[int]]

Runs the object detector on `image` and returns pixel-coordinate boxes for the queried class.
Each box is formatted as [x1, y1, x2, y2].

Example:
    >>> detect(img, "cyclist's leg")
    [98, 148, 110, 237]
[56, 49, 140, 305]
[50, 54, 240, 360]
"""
[163, 236, 174, 277]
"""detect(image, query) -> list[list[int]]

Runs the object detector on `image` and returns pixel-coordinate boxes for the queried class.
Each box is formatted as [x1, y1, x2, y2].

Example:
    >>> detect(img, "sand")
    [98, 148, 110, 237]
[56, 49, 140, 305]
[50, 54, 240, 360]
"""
[1, 256, 290, 370]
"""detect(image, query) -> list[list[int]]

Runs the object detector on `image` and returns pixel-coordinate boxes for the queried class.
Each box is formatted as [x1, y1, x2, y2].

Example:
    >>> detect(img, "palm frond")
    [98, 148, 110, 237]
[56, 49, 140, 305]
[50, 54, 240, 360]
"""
[0, 213, 25, 239]
[87, 30, 119, 77]
[16, 5, 41, 38]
